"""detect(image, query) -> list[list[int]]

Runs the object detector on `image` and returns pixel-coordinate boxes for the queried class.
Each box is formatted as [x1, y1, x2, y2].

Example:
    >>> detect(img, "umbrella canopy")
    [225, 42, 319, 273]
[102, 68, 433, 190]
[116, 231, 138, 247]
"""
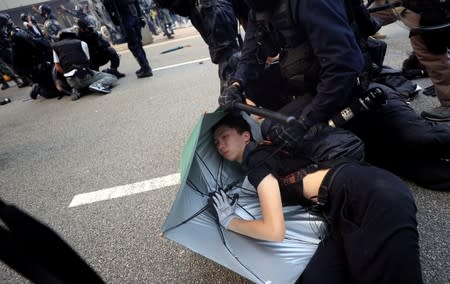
[162, 111, 324, 284]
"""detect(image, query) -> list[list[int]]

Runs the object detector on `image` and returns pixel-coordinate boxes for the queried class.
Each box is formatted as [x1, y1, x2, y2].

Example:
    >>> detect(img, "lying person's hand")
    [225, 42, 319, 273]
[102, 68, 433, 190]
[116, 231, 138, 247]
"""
[212, 190, 239, 229]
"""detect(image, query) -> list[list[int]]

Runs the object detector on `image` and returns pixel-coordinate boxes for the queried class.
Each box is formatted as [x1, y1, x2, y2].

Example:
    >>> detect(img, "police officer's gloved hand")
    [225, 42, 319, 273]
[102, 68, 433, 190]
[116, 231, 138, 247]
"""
[140, 17, 146, 28]
[266, 119, 308, 149]
[219, 82, 244, 111]
[211, 190, 239, 229]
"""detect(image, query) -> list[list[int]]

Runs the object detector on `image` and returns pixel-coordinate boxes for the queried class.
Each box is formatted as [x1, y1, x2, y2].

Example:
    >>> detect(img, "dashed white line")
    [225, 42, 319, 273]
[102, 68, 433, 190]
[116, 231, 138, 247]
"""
[69, 173, 181, 208]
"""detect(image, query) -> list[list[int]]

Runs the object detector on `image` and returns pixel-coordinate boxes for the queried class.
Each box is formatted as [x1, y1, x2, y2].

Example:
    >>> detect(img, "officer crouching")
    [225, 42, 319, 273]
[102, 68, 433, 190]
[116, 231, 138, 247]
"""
[52, 30, 118, 101]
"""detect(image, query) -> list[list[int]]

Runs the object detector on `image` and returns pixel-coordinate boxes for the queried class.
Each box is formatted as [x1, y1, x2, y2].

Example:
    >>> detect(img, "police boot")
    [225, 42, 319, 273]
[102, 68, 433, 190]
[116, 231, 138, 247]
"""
[103, 68, 125, 78]
[137, 67, 153, 78]
[71, 88, 82, 101]
[402, 53, 428, 79]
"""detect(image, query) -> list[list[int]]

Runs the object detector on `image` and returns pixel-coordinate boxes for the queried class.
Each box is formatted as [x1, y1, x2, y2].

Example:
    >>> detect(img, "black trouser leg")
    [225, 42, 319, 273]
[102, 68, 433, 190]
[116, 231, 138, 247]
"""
[107, 47, 120, 70]
[123, 17, 150, 70]
[332, 164, 422, 284]
[302, 164, 423, 284]
[298, 236, 350, 284]
[347, 84, 450, 190]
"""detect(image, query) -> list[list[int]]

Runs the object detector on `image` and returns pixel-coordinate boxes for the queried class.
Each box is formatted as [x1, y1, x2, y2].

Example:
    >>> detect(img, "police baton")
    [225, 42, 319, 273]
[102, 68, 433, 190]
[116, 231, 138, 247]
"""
[231, 102, 297, 125]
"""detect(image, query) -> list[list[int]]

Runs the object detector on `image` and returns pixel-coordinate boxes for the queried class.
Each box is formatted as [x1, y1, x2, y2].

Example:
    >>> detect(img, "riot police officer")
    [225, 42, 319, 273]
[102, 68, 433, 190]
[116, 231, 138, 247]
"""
[77, 18, 125, 78]
[103, 0, 153, 78]
[38, 5, 62, 43]
[154, 0, 241, 89]
[219, 0, 450, 191]
[0, 14, 29, 89]
[154, 0, 288, 109]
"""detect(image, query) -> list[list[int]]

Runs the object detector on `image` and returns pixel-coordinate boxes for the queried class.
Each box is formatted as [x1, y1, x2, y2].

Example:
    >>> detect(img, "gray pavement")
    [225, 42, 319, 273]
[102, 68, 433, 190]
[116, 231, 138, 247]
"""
[0, 24, 449, 284]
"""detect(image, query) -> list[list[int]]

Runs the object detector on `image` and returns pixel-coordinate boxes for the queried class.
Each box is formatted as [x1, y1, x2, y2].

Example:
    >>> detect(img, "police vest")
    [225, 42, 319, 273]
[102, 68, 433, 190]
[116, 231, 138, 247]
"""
[253, 0, 320, 95]
[53, 39, 90, 73]
[255, 0, 373, 93]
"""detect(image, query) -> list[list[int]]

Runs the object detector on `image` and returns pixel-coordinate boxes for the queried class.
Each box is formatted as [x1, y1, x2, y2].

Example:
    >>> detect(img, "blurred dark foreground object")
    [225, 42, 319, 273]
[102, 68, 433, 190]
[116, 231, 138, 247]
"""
[0, 199, 104, 284]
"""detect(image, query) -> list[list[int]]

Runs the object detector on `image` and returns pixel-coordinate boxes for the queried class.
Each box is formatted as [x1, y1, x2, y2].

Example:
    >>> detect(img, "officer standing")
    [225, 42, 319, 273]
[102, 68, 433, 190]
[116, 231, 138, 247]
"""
[102, 0, 153, 78]
[219, 0, 450, 190]
[154, 0, 242, 89]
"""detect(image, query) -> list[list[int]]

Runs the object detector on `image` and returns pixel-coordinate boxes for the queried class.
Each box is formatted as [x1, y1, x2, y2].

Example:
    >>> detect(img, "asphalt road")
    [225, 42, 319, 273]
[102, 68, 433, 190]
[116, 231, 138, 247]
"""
[0, 24, 449, 284]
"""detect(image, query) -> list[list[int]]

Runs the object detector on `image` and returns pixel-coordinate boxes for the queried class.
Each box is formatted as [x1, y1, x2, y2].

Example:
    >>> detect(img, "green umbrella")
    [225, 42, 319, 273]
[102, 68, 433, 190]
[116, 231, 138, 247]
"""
[162, 111, 324, 283]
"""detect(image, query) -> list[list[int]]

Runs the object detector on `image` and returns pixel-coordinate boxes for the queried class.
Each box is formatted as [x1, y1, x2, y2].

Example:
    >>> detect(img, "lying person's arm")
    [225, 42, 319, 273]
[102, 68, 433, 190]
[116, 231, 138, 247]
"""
[228, 174, 285, 242]
[228, 169, 330, 242]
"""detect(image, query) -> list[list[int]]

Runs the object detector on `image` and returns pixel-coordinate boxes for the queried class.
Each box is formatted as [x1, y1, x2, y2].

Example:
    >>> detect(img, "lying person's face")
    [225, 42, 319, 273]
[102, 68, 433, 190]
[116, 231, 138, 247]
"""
[213, 125, 250, 163]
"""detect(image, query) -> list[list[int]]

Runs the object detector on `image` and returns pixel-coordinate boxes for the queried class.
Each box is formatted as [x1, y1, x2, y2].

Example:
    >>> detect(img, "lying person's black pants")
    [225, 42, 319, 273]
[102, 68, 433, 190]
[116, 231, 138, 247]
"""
[300, 163, 423, 284]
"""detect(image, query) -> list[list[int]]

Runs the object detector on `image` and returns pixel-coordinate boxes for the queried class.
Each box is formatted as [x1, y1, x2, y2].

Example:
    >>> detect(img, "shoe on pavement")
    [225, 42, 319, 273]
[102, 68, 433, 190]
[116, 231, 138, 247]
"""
[30, 85, 39, 99]
[1, 83, 9, 90]
[421, 106, 450, 122]
[422, 86, 436, 97]
[103, 68, 125, 78]
[0, 98, 11, 105]
[71, 88, 82, 101]
[135, 68, 143, 75]
[88, 82, 111, 94]
[137, 68, 153, 78]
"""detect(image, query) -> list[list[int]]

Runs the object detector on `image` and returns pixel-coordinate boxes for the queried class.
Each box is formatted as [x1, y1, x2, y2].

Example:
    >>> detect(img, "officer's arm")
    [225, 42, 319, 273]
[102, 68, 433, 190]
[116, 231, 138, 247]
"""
[228, 174, 285, 242]
[52, 50, 64, 74]
[292, 0, 364, 128]
[231, 10, 265, 89]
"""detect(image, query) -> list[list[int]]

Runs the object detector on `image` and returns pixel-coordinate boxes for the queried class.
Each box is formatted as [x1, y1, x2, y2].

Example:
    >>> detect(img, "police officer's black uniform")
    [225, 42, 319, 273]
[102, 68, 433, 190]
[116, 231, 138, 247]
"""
[103, 0, 153, 78]
[228, 0, 450, 190]
[77, 19, 124, 78]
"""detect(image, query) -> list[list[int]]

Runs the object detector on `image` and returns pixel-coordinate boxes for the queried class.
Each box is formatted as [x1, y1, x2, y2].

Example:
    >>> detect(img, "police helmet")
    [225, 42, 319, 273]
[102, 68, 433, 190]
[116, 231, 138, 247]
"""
[39, 5, 52, 16]
[0, 13, 11, 27]
[10, 27, 30, 42]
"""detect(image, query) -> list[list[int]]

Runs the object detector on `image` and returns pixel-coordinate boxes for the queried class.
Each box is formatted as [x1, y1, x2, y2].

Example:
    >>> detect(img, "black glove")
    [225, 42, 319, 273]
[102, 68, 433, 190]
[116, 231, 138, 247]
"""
[218, 83, 243, 111]
[265, 120, 308, 148]
[140, 17, 146, 28]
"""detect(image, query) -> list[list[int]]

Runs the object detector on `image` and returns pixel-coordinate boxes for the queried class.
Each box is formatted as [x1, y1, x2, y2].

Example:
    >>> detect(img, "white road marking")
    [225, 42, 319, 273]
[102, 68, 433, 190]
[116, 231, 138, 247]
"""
[153, 57, 211, 71]
[69, 173, 181, 208]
